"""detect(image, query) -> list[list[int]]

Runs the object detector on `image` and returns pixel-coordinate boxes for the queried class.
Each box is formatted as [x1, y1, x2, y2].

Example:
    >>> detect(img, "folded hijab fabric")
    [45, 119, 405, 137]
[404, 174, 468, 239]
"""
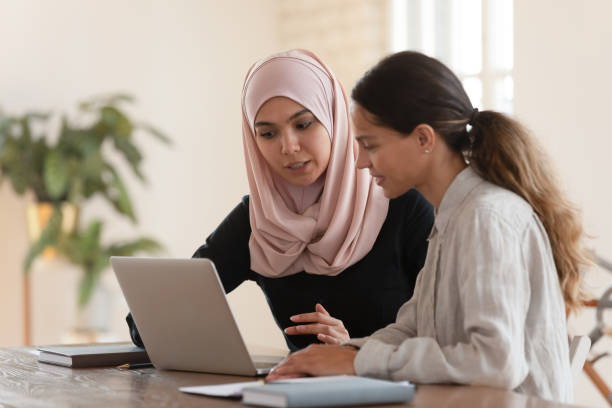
[242, 49, 389, 278]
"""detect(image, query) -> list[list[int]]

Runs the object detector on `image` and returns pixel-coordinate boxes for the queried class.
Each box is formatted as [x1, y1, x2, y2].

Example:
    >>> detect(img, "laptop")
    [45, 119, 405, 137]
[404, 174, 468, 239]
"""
[110, 257, 285, 376]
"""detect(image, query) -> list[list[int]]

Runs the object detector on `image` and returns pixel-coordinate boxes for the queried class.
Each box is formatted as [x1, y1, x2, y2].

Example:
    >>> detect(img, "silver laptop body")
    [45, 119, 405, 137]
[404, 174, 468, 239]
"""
[110, 257, 284, 376]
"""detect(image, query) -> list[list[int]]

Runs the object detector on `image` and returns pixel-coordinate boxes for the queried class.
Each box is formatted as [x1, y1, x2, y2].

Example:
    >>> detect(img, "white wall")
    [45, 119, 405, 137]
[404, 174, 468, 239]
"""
[514, 1, 612, 406]
[0, 0, 286, 350]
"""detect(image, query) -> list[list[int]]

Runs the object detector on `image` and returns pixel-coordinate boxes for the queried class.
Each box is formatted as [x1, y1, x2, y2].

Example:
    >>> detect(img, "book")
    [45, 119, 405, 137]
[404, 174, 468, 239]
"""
[37, 343, 150, 368]
[241, 376, 415, 407]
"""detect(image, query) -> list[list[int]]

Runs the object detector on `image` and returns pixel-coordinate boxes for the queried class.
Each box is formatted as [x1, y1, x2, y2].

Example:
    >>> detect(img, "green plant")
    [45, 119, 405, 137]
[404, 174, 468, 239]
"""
[0, 94, 170, 307]
[0, 94, 170, 215]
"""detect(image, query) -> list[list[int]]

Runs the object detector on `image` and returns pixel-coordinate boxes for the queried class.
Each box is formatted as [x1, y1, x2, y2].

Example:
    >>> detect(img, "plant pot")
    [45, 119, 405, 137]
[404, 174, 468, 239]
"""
[25, 202, 78, 257]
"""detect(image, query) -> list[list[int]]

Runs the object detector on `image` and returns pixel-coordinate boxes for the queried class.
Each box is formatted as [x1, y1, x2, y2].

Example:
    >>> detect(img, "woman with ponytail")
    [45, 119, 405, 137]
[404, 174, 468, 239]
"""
[267, 51, 590, 403]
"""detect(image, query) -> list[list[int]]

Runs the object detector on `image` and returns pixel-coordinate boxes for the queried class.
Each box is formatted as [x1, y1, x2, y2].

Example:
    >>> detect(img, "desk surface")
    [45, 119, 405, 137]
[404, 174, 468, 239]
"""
[0, 347, 578, 407]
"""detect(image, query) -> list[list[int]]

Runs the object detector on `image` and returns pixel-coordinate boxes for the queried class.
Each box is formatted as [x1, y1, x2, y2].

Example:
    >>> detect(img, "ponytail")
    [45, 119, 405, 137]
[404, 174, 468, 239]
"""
[353, 51, 590, 312]
[469, 111, 589, 311]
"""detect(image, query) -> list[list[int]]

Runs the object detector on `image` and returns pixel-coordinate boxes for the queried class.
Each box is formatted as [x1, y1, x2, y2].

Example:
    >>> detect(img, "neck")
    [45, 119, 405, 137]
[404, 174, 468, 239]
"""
[417, 151, 467, 210]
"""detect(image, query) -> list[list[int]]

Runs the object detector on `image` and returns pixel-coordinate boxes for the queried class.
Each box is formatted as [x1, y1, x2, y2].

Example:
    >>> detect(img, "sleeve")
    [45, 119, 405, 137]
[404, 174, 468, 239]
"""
[126, 196, 255, 347]
[353, 210, 531, 390]
[192, 195, 256, 293]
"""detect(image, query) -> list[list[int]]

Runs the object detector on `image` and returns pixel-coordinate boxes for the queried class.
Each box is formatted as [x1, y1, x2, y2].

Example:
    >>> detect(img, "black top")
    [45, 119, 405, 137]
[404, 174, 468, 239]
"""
[128, 189, 433, 352]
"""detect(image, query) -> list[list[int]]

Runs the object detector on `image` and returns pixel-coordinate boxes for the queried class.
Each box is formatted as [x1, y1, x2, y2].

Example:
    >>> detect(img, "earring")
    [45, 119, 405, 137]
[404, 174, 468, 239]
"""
[424, 149, 431, 154]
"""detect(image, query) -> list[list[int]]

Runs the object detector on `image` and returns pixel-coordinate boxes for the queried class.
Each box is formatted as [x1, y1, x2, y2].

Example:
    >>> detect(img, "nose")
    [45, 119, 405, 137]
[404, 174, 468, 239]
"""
[356, 146, 371, 169]
[280, 131, 300, 154]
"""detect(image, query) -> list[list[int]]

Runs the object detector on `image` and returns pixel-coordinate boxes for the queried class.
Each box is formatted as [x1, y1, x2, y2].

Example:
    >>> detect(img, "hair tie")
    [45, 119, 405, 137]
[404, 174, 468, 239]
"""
[468, 107, 479, 125]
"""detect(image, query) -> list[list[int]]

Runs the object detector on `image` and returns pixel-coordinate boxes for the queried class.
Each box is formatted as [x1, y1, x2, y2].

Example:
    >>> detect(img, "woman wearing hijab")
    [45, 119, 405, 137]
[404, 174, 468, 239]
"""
[127, 49, 434, 352]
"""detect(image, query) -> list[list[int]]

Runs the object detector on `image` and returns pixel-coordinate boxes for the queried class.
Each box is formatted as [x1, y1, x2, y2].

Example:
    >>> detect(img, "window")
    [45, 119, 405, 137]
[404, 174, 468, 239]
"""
[390, 0, 514, 114]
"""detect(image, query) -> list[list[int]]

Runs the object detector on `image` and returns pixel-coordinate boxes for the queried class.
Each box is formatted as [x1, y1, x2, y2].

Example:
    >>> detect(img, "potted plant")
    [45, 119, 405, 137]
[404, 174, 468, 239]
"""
[0, 94, 169, 309]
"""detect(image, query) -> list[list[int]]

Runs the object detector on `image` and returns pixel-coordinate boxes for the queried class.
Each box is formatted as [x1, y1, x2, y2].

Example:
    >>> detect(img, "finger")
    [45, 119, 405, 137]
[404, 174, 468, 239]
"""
[317, 333, 341, 345]
[290, 312, 341, 326]
[265, 372, 305, 381]
[316, 303, 330, 316]
[267, 361, 305, 379]
[285, 323, 335, 336]
[285, 323, 326, 335]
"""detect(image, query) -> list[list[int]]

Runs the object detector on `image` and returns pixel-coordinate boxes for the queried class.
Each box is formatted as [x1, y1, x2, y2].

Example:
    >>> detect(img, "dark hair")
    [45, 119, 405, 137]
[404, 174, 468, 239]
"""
[352, 51, 589, 311]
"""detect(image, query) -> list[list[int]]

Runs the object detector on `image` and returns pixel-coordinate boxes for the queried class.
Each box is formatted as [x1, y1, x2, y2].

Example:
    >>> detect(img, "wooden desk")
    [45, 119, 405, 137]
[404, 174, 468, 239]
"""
[0, 347, 578, 407]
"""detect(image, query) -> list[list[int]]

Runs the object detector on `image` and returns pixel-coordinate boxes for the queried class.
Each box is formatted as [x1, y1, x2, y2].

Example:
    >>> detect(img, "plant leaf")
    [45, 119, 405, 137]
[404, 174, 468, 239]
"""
[105, 93, 135, 105]
[23, 206, 63, 273]
[82, 220, 103, 254]
[77, 270, 97, 308]
[19, 117, 32, 146]
[44, 150, 70, 200]
[108, 237, 163, 256]
[78, 252, 110, 308]
[112, 138, 145, 181]
[100, 106, 133, 139]
[103, 165, 136, 222]
[1, 139, 30, 194]
[79, 93, 135, 112]
[137, 122, 172, 145]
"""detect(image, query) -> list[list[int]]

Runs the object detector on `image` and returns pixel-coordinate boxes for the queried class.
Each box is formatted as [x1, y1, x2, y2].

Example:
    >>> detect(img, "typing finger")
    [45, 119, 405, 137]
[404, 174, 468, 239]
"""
[265, 371, 305, 381]
[267, 359, 308, 379]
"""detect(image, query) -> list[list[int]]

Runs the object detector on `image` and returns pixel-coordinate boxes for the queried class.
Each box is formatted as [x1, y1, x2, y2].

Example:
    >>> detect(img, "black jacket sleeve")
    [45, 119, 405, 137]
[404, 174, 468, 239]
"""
[400, 189, 434, 276]
[126, 196, 255, 347]
[192, 195, 256, 292]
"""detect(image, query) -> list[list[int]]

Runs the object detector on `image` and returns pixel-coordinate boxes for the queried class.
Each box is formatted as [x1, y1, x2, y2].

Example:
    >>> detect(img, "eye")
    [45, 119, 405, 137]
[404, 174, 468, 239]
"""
[257, 129, 276, 139]
[359, 141, 377, 151]
[295, 119, 313, 130]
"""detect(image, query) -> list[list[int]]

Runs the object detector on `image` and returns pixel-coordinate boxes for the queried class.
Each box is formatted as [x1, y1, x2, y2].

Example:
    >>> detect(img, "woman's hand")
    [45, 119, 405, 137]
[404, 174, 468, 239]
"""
[265, 344, 358, 381]
[284, 303, 350, 345]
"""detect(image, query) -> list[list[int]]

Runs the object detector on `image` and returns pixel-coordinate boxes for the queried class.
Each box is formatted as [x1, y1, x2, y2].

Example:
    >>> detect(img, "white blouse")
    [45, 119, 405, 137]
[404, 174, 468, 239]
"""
[348, 166, 573, 402]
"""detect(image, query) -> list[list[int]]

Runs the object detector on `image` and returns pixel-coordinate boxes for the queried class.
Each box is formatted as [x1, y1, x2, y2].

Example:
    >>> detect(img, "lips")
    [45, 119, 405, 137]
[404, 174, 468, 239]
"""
[285, 160, 310, 170]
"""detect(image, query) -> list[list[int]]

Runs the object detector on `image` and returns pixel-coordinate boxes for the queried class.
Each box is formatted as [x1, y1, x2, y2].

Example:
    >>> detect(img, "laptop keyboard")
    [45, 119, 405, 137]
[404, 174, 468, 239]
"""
[252, 354, 283, 369]
[254, 361, 277, 369]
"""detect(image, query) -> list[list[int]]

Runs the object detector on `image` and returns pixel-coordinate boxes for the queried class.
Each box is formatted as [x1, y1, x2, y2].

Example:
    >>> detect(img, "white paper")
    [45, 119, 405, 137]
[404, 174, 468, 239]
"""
[179, 381, 263, 397]
[177, 377, 346, 398]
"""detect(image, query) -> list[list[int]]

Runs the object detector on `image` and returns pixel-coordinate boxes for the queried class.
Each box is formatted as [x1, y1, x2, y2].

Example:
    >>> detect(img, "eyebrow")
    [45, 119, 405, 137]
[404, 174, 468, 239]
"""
[355, 135, 377, 142]
[254, 109, 311, 127]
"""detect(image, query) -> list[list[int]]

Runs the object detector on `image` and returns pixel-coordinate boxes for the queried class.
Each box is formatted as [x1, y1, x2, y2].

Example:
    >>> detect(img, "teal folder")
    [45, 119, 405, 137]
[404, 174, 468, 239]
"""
[241, 376, 414, 407]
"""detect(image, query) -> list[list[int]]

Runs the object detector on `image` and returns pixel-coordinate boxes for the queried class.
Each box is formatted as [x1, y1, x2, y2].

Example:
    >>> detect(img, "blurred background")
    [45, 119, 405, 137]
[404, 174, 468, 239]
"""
[1, 0, 611, 406]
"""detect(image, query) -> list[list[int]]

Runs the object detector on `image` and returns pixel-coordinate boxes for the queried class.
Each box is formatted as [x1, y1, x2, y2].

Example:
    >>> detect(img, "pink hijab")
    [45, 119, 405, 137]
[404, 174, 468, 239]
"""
[242, 49, 389, 278]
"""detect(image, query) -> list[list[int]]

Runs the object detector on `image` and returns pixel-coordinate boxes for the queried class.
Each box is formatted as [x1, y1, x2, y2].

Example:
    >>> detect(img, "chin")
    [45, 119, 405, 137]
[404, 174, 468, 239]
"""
[384, 190, 402, 199]
[286, 176, 319, 187]
[382, 184, 410, 199]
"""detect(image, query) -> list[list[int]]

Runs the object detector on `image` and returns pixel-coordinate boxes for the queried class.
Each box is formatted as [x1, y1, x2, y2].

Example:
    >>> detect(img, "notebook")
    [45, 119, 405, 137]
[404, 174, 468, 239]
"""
[110, 257, 285, 376]
[37, 343, 149, 368]
[241, 376, 415, 407]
